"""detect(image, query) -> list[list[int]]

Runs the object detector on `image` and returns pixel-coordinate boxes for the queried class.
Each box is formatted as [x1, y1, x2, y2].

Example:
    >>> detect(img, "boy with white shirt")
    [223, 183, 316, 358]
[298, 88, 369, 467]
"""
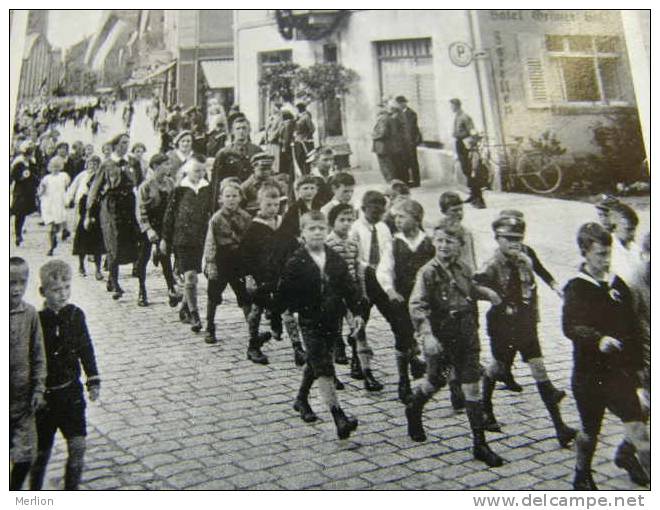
[610, 203, 641, 285]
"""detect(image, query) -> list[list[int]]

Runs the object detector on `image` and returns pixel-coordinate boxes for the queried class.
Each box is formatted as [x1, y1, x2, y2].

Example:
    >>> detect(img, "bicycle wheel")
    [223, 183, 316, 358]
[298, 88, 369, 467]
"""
[516, 153, 562, 194]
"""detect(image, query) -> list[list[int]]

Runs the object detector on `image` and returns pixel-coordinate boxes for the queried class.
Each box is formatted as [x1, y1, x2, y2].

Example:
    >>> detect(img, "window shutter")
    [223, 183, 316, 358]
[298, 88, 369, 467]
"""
[517, 33, 549, 108]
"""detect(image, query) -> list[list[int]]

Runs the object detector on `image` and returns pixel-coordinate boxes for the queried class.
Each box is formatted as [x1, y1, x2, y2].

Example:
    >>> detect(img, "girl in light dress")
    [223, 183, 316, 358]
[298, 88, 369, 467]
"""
[38, 156, 71, 256]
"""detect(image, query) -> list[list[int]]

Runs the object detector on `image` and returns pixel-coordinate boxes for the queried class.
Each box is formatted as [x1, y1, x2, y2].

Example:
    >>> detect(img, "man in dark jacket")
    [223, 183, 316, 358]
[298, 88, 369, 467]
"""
[372, 101, 405, 183]
[395, 96, 422, 187]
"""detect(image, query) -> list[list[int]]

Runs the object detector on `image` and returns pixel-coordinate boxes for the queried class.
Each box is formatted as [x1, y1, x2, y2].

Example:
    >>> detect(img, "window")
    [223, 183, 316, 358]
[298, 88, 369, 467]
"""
[376, 38, 439, 142]
[545, 34, 625, 104]
[258, 50, 292, 128]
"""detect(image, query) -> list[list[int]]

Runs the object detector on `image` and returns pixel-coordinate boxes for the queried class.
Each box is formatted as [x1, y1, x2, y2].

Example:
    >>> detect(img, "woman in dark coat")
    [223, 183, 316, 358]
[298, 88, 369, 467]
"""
[10, 141, 40, 246]
[87, 133, 141, 300]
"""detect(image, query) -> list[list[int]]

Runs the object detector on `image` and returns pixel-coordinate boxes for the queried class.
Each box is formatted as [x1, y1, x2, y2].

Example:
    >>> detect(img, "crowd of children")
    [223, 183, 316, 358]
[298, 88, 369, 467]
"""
[10, 108, 651, 490]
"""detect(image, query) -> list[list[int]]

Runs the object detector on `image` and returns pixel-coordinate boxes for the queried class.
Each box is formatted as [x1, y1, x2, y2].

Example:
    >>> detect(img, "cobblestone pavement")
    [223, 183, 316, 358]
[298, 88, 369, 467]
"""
[10, 104, 650, 490]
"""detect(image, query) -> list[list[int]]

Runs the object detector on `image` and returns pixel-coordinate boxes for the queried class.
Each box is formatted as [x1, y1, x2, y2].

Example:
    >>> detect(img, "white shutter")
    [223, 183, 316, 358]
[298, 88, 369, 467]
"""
[517, 33, 549, 108]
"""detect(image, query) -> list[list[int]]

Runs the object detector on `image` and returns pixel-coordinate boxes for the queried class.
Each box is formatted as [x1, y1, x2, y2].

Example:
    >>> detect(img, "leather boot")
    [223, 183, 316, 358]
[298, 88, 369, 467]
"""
[292, 341, 306, 367]
[190, 310, 202, 332]
[409, 355, 426, 380]
[501, 371, 523, 393]
[168, 289, 183, 307]
[247, 337, 269, 365]
[537, 381, 575, 448]
[137, 288, 148, 307]
[614, 440, 650, 486]
[450, 380, 466, 411]
[573, 469, 598, 490]
[205, 325, 217, 344]
[112, 283, 124, 300]
[330, 406, 358, 439]
[396, 355, 411, 403]
[363, 369, 383, 392]
[481, 375, 502, 432]
[293, 366, 317, 422]
[465, 400, 504, 467]
[405, 387, 429, 442]
[334, 336, 348, 365]
[349, 339, 363, 380]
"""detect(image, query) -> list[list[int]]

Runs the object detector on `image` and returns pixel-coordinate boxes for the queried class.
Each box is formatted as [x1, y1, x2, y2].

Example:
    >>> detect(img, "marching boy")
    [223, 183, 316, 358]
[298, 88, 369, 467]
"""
[275, 211, 363, 438]
[30, 260, 100, 490]
[474, 216, 575, 449]
[10, 257, 46, 490]
[407, 219, 505, 467]
[203, 180, 253, 344]
[563, 223, 649, 489]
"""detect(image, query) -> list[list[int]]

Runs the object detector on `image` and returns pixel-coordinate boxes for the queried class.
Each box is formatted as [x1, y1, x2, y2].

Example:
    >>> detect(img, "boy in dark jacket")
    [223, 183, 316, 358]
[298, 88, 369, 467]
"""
[563, 223, 649, 490]
[30, 260, 100, 490]
[276, 211, 364, 439]
[203, 180, 252, 344]
[475, 216, 575, 450]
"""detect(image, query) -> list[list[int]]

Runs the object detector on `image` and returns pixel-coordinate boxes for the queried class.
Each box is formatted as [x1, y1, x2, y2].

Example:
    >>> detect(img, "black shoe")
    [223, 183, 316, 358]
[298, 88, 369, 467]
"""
[293, 398, 317, 423]
[331, 406, 358, 440]
[573, 469, 598, 490]
[293, 343, 306, 367]
[247, 346, 269, 365]
[363, 369, 383, 392]
[405, 390, 427, 442]
[106, 279, 114, 292]
[61, 229, 71, 241]
[471, 198, 487, 209]
[615, 445, 650, 486]
[350, 354, 364, 380]
[473, 443, 504, 467]
[257, 331, 272, 346]
[79, 267, 87, 277]
[112, 285, 124, 300]
[483, 408, 503, 433]
[557, 425, 577, 449]
[335, 377, 345, 390]
[15, 236, 22, 246]
[168, 290, 183, 307]
[95, 271, 104, 281]
[334, 343, 348, 365]
[190, 311, 202, 332]
[398, 378, 411, 404]
[450, 381, 466, 411]
[205, 327, 218, 344]
[46, 248, 54, 256]
[137, 291, 148, 307]
[409, 356, 426, 380]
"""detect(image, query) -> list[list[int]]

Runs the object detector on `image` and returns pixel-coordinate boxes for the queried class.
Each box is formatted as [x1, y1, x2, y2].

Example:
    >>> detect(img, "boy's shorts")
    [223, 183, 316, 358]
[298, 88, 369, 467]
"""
[299, 317, 337, 378]
[487, 307, 542, 364]
[208, 277, 248, 307]
[572, 372, 644, 436]
[10, 411, 37, 463]
[36, 383, 87, 440]
[435, 314, 482, 385]
[174, 245, 203, 274]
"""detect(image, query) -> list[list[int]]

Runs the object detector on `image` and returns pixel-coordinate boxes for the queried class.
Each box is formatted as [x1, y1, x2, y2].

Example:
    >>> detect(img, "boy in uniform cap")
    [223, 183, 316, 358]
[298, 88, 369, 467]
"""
[407, 219, 505, 467]
[240, 152, 280, 215]
[594, 194, 620, 233]
[563, 223, 649, 489]
[474, 216, 576, 449]
[495, 209, 563, 392]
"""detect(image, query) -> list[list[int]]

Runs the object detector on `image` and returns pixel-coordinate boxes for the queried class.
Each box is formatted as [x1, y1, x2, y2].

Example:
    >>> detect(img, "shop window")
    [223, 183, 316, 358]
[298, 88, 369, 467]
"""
[376, 38, 439, 142]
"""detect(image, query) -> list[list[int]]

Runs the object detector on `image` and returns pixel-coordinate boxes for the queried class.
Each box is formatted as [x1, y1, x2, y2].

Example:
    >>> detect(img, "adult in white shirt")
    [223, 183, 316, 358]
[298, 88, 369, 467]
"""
[610, 203, 641, 285]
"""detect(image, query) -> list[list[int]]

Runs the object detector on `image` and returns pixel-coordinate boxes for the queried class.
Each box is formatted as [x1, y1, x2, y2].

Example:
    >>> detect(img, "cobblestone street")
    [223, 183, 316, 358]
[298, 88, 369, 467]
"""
[10, 167, 650, 490]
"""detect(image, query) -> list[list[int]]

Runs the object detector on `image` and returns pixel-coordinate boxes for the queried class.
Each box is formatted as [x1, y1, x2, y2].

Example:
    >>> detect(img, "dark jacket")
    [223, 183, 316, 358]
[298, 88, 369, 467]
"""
[239, 217, 281, 285]
[392, 236, 436, 300]
[275, 245, 363, 324]
[399, 108, 422, 149]
[562, 269, 643, 380]
[211, 142, 262, 209]
[162, 180, 212, 249]
[39, 304, 100, 389]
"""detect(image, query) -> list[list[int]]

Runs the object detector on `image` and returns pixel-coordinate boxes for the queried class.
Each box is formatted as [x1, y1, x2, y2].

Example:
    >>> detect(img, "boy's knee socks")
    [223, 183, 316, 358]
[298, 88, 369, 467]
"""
[317, 376, 339, 409]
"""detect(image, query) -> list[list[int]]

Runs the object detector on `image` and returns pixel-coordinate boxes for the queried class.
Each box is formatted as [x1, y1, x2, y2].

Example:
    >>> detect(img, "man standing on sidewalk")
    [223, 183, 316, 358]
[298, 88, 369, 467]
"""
[396, 96, 422, 188]
[451, 98, 485, 209]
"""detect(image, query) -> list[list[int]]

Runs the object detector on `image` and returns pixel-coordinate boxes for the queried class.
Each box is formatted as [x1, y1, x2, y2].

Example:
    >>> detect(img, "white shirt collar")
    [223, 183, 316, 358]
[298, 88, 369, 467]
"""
[179, 176, 209, 194]
[394, 230, 427, 251]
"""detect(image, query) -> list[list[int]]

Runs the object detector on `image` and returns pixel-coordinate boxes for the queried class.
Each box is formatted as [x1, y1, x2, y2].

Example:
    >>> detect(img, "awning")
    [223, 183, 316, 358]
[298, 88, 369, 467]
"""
[200, 60, 234, 89]
[142, 60, 176, 82]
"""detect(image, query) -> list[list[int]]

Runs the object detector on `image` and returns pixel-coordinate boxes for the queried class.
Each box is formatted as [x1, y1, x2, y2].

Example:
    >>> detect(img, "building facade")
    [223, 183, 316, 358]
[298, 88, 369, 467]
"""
[235, 9, 642, 184]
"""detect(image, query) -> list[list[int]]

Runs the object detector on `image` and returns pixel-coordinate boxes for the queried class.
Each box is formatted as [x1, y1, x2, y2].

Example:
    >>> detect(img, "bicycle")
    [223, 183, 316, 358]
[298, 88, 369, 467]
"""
[473, 134, 564, 194]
